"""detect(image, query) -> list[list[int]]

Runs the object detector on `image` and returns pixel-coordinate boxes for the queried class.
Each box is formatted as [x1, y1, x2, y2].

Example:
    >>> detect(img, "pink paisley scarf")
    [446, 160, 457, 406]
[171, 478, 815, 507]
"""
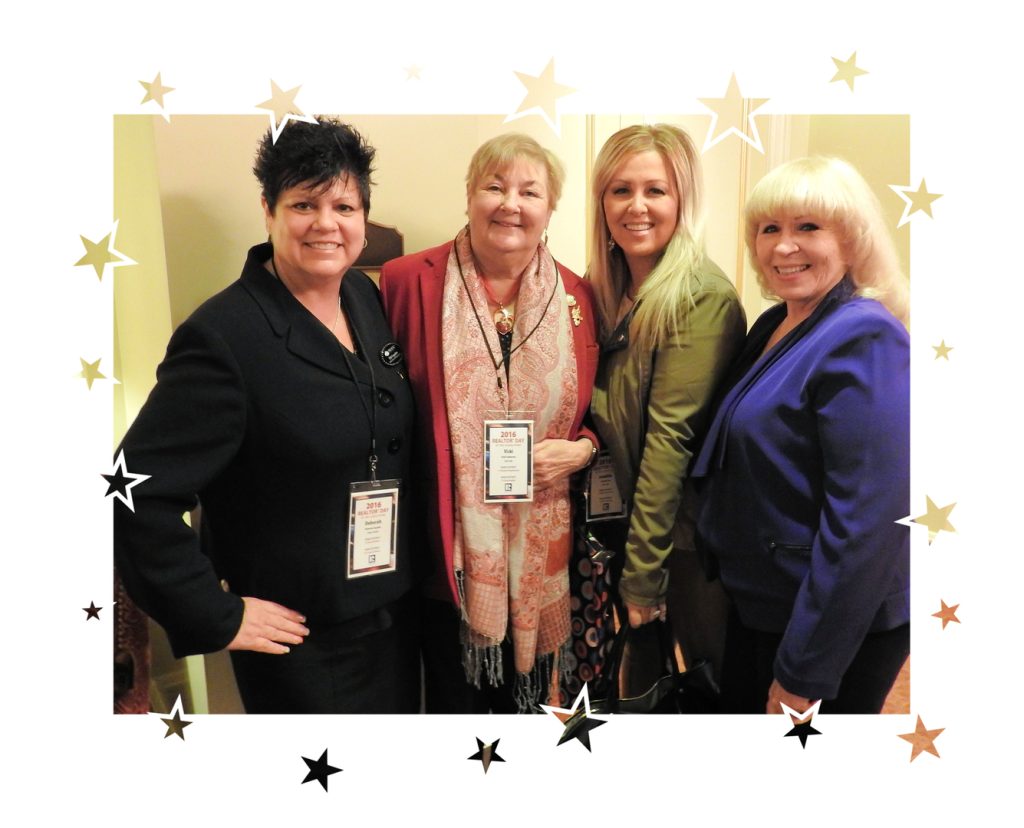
[442, 227, 577, 708]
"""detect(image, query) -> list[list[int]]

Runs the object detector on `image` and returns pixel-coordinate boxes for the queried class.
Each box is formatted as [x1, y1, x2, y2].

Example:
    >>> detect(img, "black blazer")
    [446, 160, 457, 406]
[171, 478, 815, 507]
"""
[114, 243, 415, 658]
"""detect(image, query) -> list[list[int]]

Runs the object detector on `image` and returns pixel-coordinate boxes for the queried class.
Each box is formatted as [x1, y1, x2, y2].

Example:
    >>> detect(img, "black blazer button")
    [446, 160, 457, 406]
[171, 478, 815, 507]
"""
[387, 437, 402, 454]
[377, 390, 393, 407]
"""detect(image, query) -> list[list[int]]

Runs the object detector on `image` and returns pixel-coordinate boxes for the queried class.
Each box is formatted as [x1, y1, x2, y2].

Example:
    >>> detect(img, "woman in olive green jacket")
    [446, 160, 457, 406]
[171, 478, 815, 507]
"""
[588, 125, 745, 685]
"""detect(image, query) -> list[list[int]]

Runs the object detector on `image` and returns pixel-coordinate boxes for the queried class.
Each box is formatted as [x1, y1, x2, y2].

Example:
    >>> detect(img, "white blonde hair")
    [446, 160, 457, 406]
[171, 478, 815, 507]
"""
[745, 156, 909, 324]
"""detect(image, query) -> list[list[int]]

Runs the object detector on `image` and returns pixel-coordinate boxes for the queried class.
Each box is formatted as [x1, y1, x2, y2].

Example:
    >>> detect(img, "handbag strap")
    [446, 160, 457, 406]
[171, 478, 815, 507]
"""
[602, 617, 682, 711]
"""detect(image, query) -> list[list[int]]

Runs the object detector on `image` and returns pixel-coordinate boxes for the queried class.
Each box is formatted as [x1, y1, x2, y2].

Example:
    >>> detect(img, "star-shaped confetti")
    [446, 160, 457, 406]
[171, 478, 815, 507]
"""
[830, 52, 868, 91]
[785, 718, 822, 748]
[698, 74, 768, 152]
[541, 683, 607, 752]
[899, 715, 944, 762]
[932, 340, 953, 360]
[403, 64, 422, 80]
[78, 357, 106, 389]
[82, 601, 102, 620]
[74, 221, 136, 281]
[156, 696, 192, 740]
[909, 497, 956, 545]
[256, 80, 317, 143]
[933, 600, 961, 629]
[139, 72, 174, 107]
[468, 738, 505, 774]
[102, 449, 151, 513]
[890, 179, 943, 227]
[509, 58, 575, 132]
[301, 749, 342, 791]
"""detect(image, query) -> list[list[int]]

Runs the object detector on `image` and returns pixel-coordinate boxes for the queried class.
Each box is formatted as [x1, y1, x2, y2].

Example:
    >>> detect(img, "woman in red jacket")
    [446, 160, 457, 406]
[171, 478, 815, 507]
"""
[379, 134, 599, 713]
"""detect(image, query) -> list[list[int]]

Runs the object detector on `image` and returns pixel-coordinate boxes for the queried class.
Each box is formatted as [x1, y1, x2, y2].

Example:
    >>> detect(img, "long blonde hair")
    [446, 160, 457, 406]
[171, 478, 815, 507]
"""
[745, 156, 909, 325]
[588, 124, 707, 350]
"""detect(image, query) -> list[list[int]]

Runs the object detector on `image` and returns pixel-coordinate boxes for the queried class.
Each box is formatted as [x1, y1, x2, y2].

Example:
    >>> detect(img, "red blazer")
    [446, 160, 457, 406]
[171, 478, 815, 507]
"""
[379, 241, 599, 604]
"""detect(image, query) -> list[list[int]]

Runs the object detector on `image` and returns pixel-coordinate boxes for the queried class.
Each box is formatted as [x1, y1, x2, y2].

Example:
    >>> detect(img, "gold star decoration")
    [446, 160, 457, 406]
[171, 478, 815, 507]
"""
[82, 601, 102, 620]
[403, 65, 422, 80]
[933, 600, 961, 629]
[510, 58, 575, 132]
[830, 52, 868, 91]
[467, 738, 506, 774]
[256, 80, 317, 143]
[698, 74, 768, 152]
[540, 683, 607, 752]
[78, 357, 105, 389]
[898, 715, 944, 762]
[910, 497, 957, 545]
[157, 696, 192, 740]
[139, 72, 174, 107]
[932, 340, 953, 360]
[74, 221, 135, 281]
[889, 179, 944, 227]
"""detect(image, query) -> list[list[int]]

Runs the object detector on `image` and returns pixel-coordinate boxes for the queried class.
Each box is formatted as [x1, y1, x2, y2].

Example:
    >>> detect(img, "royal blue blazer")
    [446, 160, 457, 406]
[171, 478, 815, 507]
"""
[691, 278, 909, 699]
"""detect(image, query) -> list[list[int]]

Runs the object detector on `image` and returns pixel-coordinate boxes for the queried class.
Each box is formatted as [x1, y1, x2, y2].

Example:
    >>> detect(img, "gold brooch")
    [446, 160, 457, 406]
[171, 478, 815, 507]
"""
[567, 294, 582, 327]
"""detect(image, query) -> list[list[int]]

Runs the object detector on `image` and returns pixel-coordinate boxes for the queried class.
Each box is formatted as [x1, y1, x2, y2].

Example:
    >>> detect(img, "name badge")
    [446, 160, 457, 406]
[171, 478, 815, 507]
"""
[586, 451, 627, 521]
[483, 419, 533, 502]
[347, 479, 400, 578]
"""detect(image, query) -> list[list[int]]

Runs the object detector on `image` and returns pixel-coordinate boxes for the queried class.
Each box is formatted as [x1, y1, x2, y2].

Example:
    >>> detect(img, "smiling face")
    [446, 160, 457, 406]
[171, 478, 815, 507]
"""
[754, 213, 848, 316]
[263, 176, 366, 287]
[602, 150, 679, 283]
[466, 158, 553, 264]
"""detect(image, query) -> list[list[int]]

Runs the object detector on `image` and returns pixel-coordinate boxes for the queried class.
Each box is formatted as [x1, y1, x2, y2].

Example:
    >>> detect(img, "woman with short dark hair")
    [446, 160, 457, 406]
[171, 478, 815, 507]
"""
[115, 117, 419, 713]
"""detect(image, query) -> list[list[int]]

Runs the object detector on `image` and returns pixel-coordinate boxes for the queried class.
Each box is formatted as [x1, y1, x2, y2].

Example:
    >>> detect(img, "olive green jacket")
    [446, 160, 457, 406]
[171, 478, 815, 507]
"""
[590, 262, 745, 606]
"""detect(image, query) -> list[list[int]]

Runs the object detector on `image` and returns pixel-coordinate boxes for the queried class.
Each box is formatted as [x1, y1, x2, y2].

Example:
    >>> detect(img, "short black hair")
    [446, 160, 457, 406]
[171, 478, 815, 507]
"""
[253, 116, 376, 214]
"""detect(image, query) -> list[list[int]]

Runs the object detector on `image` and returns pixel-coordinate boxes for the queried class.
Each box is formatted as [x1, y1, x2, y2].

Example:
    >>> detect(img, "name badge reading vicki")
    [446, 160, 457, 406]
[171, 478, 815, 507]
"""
[347, 479, 400, 578]
[586, 451, 627, 521]
[483, 419, 533, 502]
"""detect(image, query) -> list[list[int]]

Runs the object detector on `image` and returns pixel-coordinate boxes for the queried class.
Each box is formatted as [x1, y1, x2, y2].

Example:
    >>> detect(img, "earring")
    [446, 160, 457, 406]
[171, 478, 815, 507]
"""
[607, 237, 616, 252]
[542, 230, 549, 247]
[362, 238, 369, 249]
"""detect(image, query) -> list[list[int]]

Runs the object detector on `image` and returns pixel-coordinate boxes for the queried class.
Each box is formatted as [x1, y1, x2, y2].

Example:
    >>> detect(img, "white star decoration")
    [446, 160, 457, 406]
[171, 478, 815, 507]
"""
[103, 449, 151, 513]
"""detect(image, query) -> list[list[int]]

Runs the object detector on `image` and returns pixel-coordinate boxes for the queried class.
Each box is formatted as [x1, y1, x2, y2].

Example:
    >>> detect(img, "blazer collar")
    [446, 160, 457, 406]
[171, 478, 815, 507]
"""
[693, 276, 856, 476]
[239, 242, 373, 384]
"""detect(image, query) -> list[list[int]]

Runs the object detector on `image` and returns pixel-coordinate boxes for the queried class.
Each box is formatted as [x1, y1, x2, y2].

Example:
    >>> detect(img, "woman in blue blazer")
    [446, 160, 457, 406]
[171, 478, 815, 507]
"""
[114, 118, 419, 713]
[692, 157, 910, 714]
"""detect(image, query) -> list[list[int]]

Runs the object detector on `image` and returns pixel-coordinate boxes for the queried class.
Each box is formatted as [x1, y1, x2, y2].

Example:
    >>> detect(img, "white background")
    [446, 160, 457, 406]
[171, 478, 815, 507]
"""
[4, 1, 1020, 822]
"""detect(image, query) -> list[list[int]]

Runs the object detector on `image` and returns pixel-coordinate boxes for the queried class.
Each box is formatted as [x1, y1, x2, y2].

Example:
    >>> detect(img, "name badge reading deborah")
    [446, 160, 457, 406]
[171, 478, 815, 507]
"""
[483, 419, 533, 502]
[347, 479, 400, 578]
[586, 451, 627, 521]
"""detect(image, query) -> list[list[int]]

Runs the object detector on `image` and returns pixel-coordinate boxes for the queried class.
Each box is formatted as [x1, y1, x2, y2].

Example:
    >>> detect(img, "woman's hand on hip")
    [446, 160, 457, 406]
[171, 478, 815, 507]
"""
[766, 678, 815, 716]
[626, 600, 667, 628]
[227, 596, 309, 654]
[533, 437, 594, 490]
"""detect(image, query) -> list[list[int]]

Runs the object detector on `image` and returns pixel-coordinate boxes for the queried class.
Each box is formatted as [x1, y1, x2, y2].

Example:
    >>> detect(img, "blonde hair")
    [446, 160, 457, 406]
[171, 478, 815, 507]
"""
[745, 156, 909, 324]
[465, 133, 566, 209]
[587, 124, 706, 349]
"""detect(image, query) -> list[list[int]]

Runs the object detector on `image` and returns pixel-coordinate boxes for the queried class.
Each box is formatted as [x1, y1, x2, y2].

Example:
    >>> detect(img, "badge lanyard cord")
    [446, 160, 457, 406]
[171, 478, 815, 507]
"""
[335, 299, 380, 484]
[454, 241, 559, 413]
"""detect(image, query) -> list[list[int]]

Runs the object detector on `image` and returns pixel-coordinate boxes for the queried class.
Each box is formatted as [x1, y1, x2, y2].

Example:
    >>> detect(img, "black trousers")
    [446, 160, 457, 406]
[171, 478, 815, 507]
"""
[230, 594, 420, 714]
[418, 597, 520, 713]
[720, 608, 909, 714]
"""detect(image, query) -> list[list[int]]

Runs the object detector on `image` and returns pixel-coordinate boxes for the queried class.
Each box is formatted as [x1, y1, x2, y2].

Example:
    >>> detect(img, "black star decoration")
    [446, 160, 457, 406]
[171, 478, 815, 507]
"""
[784, 718, 822, 748]
[468, 738, 506, 774]
[302, 749, 342, 791]
[161, 709, 192, 740]
[541, 685, 607, 752]
[82, 601, 102, 620]
[102, 449, 151, 512]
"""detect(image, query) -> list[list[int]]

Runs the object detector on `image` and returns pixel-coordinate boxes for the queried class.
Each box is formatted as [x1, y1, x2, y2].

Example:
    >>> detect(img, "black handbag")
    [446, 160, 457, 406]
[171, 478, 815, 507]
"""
[590, 618, 720, 714]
